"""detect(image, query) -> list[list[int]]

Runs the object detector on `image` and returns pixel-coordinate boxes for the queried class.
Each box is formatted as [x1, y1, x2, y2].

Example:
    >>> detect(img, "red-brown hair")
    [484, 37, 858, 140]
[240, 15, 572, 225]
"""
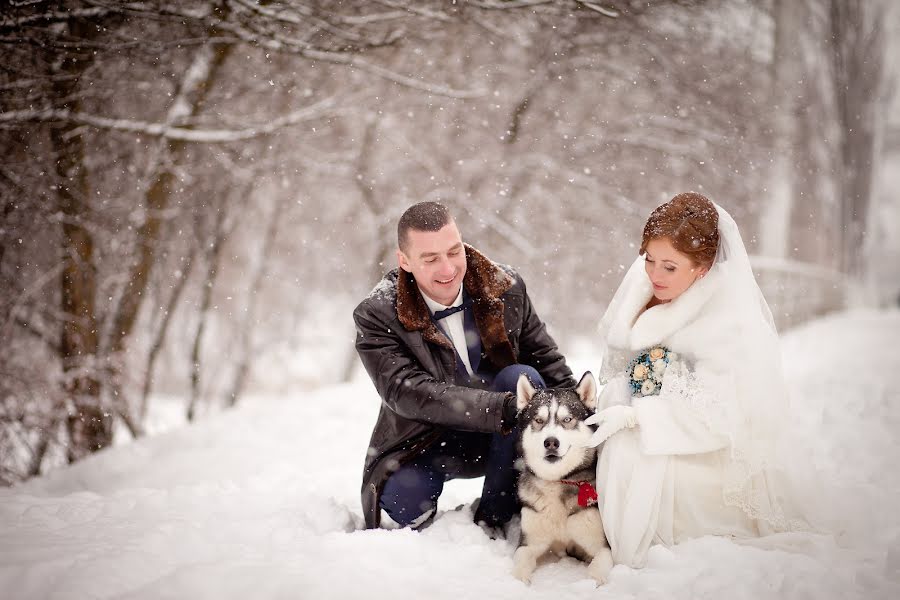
[640, 192, 719, 268]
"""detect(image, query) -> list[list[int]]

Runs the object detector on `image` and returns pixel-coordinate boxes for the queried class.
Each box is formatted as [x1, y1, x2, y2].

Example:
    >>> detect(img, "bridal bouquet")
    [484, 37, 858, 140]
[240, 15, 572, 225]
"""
[627, 346, 676, 396]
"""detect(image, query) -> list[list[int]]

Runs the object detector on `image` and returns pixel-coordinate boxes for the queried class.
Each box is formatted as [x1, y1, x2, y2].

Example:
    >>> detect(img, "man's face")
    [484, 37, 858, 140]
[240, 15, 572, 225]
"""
[397, 221, 467, 306]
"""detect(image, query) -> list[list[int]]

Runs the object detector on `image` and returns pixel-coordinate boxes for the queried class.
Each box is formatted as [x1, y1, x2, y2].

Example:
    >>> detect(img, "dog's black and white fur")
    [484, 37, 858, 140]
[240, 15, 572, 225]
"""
[512, 372, 613, 585]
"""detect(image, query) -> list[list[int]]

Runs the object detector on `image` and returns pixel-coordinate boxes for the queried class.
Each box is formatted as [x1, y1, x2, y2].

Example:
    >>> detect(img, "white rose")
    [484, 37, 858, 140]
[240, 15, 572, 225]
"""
[641, 380, 657, 396]
[652, 359, 667, 375]
[648, 347, 666, 361]
[632, 363, 649, 381]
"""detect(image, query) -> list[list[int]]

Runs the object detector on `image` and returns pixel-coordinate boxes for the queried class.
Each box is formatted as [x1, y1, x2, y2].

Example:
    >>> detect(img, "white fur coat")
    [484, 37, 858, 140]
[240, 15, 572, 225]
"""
[596, 259, 787, 568]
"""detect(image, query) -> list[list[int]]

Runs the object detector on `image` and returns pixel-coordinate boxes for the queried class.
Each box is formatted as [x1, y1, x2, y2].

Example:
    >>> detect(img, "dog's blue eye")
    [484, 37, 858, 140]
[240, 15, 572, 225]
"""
[563, 417, 572, 423]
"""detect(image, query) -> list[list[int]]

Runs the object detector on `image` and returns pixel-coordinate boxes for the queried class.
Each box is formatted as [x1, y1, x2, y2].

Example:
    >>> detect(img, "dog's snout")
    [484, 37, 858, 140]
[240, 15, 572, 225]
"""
[544, 437, 559, 452]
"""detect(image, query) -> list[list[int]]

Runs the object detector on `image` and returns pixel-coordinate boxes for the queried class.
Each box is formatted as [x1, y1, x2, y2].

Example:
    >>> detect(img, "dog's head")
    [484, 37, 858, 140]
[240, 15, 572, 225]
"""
[515, 372, 598, 481]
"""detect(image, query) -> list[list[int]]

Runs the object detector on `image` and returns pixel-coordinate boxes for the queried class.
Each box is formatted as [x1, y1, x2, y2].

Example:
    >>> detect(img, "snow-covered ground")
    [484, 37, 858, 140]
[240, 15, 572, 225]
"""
[2, 310, 900, 599]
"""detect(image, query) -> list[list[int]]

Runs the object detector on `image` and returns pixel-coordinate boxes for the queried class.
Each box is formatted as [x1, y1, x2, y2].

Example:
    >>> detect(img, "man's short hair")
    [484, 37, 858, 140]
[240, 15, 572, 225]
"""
[397, 201, 453, 252]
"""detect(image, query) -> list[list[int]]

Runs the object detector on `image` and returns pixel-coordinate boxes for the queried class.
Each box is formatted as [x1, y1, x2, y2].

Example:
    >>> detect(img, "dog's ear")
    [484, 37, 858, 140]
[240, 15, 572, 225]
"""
[516, 373, 536, 410]
[576, 371, 598, 410]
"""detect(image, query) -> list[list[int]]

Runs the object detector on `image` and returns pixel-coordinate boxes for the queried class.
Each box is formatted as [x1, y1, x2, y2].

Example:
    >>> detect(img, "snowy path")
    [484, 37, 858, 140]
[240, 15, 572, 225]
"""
[2, 310, 899, 599]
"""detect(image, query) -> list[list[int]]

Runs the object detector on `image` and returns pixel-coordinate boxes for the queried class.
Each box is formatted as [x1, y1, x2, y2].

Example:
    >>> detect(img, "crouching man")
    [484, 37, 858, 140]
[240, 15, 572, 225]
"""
[353, 201, 575, 533]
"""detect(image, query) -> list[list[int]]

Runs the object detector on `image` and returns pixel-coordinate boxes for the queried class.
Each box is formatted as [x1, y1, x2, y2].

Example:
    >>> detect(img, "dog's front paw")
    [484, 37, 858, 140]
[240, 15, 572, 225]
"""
[587, 548, 614, 585]
[512, 568, 532, 585]
[512, 548, 536, 585]
[512, 556, 533, 585]
[589, 569, 609, 586]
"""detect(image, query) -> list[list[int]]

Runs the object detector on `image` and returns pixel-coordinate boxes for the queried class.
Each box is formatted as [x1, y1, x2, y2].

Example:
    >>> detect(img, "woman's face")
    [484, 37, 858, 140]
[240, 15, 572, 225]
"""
[643, 237, 708, 303]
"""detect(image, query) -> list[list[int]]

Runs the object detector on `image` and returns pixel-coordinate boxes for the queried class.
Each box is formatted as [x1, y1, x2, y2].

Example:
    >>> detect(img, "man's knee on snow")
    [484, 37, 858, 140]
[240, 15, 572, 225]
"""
[380, 466, 441, 529]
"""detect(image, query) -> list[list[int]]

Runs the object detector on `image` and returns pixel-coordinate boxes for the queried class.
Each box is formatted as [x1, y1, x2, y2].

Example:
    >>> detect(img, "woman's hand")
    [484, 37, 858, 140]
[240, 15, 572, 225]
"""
[583, 405, 638, 448]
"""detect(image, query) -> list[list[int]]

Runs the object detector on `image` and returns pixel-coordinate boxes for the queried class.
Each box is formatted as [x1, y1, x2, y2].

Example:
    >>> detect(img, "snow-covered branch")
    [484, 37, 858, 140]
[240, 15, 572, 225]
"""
[465, 0, 557, 9]
[306, 48, 485, 98]
[2, 1, 484, 99]
[467, 0, 618, 16]
[573, 1, 619, 17]
[228, 0, 403, 44]
[0, 97, 341, 143]
[144, 4, 485, 98]
[0, 4, 147, 30]
[370, 0, 453, 22]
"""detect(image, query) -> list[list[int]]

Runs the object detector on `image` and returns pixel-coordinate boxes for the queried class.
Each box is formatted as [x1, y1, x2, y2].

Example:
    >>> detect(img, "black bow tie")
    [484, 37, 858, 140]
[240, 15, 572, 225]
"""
[432, 297, 472, 321]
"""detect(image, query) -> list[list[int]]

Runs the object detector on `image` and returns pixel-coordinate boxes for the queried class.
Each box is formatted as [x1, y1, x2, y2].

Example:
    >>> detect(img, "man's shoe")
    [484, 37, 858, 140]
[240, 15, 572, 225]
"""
[409, 507, 436, 531]
[473, 501, 516, 530]
[475, 513, 522, 543]
[476, 520, 505, 540]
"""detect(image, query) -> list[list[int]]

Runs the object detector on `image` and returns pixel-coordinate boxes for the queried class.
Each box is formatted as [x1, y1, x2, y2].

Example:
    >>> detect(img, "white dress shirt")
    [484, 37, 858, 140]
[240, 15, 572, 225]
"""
[421, 286, 475, 376]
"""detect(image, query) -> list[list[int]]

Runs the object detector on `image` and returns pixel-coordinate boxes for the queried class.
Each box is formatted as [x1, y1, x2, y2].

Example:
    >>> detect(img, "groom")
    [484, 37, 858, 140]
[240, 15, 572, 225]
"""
[353, 201, 575, 532]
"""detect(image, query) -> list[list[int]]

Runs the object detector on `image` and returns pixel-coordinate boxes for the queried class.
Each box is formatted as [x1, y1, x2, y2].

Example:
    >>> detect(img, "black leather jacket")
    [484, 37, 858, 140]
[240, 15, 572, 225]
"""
[353, 245, 575, 528]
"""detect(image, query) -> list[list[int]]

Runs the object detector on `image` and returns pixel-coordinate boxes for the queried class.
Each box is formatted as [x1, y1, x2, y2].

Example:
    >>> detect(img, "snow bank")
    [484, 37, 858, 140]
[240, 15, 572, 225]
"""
[1, 310, 899, 599]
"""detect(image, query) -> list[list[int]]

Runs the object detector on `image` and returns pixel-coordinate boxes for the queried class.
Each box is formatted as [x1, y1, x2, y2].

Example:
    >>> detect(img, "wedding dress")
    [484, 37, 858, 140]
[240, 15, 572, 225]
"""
[595, 204, 807, 568]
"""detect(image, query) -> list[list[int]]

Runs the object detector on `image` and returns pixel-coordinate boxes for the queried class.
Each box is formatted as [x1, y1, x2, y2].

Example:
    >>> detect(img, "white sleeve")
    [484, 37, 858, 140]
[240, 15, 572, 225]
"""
[631, 360, 731, 455]
[596, 374, 632, 410]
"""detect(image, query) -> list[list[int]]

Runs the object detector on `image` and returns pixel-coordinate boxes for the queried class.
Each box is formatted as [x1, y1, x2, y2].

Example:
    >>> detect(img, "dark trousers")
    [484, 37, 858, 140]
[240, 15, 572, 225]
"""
[379, 364, 546, 529]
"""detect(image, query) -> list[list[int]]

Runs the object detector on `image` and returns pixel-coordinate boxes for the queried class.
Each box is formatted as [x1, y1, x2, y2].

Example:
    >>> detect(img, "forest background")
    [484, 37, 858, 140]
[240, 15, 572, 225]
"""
[1, 0, 898, 483]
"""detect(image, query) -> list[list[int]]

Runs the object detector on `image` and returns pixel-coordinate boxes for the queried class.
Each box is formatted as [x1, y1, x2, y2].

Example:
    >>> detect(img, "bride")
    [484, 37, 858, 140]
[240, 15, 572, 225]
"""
[585, 192, 807, 568]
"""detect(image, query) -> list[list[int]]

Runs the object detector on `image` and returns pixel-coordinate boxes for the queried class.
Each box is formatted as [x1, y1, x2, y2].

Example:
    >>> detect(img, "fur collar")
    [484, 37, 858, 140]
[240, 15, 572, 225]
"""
[606, 258, 725, 352]
[396, 244, 517, 369]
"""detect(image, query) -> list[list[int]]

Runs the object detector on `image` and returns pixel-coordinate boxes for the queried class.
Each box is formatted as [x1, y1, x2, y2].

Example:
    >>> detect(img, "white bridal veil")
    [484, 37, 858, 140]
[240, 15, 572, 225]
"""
[711, 204, 800, 531]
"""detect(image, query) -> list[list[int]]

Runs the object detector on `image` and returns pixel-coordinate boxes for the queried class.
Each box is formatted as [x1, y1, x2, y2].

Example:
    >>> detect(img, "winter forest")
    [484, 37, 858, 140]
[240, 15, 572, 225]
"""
[2, 1, 900, 596]
[1, 0, 896, 481]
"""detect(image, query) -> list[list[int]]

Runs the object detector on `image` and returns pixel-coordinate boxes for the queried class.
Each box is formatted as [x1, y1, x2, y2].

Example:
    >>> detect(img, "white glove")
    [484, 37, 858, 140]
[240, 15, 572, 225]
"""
[583, 405, 638, 448]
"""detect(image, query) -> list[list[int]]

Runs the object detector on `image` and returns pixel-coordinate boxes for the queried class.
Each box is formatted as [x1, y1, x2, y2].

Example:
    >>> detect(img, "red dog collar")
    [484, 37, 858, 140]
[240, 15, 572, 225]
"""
[560, 480, 599, 507]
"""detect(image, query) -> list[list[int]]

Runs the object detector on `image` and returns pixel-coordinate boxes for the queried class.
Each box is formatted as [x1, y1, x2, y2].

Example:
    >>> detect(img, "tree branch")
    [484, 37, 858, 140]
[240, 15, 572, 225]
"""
[228, 0, 404, 46]
[0, 97, 342, 142]
[465, 0, 557, 9]
[0, 4, 147, 31]
[572, 0, 619, 17]
[143, 3, 486, 98]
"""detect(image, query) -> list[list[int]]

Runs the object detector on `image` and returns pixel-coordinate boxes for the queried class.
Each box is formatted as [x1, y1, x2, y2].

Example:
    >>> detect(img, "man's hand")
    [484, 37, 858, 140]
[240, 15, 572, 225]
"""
[582, 405, 637, 448]
[500, 392, 518, 434]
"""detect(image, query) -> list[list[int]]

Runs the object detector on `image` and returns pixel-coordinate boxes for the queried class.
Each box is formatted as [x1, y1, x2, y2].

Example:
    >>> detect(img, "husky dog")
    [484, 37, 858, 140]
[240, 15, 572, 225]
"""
[512, 372, 613, 585]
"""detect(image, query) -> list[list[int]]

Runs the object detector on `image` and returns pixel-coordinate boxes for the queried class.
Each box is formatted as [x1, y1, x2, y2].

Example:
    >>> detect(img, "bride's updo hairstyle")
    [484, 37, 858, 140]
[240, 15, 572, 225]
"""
[639, 192, 719, 269]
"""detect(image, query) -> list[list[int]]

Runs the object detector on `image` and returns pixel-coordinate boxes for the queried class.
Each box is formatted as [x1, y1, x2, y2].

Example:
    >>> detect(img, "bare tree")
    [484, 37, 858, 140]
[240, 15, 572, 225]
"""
[49, 14, 109, 461]
[224, 196, 287, 407]
[140, 238, 198, 422]
[757, 0, 804, 262]
[187, 194, 233, 421]
[829, 0, 888, 278]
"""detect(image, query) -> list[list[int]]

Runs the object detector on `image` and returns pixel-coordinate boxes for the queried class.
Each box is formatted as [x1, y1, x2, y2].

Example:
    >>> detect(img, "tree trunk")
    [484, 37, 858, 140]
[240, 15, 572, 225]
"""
[140, 241, 197, 421]
[342, 114, 390, 383]
[187, 205, 229, 422]
[49, 17, 108, 461]
[758, 0, 803, 261]
[830, 0, 887, 279]
[108, 40, 233, 358]
[107, 38, 234, 430]
[224, 198, 285, 407]
[27, 419, 56, 478]
[57, 137, 107, 461]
